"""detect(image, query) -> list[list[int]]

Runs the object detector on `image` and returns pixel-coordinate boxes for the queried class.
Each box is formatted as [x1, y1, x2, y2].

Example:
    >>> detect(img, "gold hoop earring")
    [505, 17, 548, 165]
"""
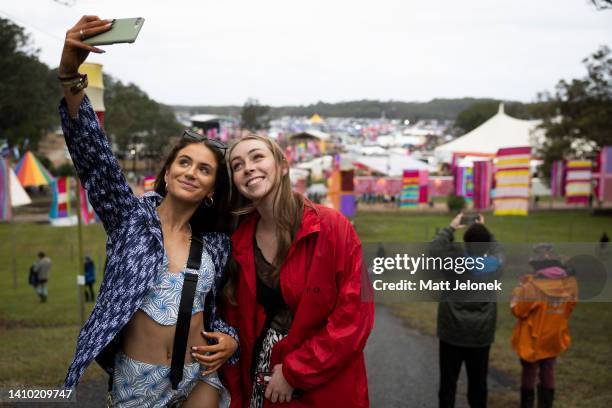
[203, 196, 214, 207]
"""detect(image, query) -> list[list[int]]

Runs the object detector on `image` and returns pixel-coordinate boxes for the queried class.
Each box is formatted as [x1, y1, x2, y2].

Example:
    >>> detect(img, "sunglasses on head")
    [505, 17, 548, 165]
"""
[182, 129, 228, 153]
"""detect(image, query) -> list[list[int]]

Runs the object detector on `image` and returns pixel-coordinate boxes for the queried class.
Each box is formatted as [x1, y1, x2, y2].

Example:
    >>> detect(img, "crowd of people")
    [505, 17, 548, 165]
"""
[50, 15, 580, 408]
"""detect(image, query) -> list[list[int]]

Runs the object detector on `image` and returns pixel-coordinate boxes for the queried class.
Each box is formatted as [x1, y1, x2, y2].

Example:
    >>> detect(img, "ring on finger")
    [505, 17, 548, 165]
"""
[79, 29, 85, 40]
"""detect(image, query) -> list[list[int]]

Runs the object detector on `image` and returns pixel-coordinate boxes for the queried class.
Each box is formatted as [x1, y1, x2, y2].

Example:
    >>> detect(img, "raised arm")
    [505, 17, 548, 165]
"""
[58, 16, 137, 232]
[59, 16, 112, 115]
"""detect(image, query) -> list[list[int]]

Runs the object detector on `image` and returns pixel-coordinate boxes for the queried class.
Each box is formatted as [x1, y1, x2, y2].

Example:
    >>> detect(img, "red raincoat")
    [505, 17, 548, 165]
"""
[221, 202, 374, 407]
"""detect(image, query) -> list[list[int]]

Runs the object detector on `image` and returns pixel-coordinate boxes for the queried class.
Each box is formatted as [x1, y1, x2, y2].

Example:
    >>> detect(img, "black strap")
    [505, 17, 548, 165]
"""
[170, 233, 203, 389]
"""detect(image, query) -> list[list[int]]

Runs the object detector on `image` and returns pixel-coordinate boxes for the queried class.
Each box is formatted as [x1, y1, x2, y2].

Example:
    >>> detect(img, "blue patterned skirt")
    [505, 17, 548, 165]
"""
[110, 352, 229, 407]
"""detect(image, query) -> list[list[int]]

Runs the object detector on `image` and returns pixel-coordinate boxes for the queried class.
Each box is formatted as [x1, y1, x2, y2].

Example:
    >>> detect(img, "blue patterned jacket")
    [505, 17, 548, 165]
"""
[60, 96, 238, 389]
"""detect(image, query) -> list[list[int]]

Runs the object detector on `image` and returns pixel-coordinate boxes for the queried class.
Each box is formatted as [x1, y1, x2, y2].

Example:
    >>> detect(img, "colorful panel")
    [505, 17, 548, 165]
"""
[565, 160, 592, 205]
[493, 147, 530, 216]
[400, 170, 419, 208]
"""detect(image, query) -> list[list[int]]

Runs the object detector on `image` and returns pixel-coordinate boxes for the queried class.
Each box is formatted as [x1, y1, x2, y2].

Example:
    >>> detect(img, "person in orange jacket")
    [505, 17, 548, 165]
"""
[510, 243, 578, 408]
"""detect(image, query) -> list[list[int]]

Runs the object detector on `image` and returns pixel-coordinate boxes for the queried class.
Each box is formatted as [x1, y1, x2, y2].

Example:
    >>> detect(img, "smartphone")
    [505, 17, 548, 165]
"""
[84, 17, 145, 46]
[460, 214, 479, 226]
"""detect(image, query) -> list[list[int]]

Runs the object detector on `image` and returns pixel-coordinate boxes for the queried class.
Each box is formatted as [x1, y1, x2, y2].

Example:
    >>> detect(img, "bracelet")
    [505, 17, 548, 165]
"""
[57, 73, 81, 81]
[59, 73, 88, 94]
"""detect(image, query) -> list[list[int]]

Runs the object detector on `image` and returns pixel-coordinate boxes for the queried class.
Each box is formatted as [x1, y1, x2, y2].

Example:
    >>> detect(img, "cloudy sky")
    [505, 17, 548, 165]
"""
[2, 0, 611, 106]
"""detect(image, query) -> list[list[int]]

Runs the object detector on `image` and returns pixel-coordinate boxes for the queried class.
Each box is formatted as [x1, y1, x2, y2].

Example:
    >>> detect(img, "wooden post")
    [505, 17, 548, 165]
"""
[75, 178, 85, 325]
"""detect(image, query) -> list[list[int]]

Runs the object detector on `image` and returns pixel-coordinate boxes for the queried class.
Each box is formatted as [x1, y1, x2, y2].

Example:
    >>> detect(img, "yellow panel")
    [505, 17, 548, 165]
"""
[79, 63, 104, 89]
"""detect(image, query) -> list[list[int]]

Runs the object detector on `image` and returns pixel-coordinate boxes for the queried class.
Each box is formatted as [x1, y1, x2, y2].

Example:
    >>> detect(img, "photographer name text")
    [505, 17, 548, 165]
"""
[372, 279, 503, 291]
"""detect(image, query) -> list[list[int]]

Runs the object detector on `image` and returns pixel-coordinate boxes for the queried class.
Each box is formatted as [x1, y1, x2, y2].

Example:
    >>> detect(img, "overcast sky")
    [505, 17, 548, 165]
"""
[2, 0, 611, 106]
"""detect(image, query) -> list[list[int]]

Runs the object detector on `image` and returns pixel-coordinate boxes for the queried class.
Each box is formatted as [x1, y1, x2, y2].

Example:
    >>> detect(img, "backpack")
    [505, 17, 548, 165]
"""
[28, 265, 38, 286]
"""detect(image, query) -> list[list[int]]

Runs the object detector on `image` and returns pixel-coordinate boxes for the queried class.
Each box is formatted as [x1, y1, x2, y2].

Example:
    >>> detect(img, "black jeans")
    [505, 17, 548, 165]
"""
[84, 282, 95, 302]
[438, 340, 490, 408]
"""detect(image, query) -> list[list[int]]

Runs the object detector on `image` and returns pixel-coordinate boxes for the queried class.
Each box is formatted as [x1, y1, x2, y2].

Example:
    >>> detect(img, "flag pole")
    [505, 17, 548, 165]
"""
[75, 177, 85, 325]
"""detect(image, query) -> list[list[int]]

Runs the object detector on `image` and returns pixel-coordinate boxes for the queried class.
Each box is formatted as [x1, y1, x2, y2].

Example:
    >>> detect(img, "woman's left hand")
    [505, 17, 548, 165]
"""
[191, 331, 238, 375]
[265, 364, 294, 404]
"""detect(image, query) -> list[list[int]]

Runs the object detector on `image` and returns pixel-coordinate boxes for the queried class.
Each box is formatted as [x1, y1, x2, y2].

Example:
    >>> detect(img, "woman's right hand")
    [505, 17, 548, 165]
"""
[59, 16, 112, 76]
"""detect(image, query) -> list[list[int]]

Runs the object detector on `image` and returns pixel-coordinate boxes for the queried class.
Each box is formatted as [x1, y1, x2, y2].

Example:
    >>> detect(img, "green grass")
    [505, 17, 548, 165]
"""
[354, 210, 612, 243]
[355, 210, 612, 408]
[0, 223, 107, 385]
[1, 210, 612, 408]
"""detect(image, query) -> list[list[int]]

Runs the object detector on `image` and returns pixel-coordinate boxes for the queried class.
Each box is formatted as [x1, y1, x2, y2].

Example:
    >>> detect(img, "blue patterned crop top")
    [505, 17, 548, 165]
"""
[140, 249, 215, 326]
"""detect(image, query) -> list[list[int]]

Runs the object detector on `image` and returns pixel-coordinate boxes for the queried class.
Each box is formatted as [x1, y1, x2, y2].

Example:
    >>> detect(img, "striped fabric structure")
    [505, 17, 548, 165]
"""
[327, 169, 341, 211]
[550, 160, 565, 197]
[598, 146, 612, 203]
[79, 183, 97, 225]
[400, 170, 419, 207]
[326, 155, 355, 217]
[565, 160, 592, 204]
[339, 169, 356, 217]
[49, 176, 72, 220]
[493, 147, 531, 216]
[418, 171, 429, 203]
[143, 175, 156, 194]
[0, 159, 10, 221]
[473, 160, 493, 210]
[80, 63, 105, 129]
[455, 166, 474, 202]
[14, 151, 54, 187]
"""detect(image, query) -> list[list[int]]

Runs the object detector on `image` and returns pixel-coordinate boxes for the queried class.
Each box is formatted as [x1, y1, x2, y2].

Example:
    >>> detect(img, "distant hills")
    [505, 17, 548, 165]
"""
[169, 97, 529, 121]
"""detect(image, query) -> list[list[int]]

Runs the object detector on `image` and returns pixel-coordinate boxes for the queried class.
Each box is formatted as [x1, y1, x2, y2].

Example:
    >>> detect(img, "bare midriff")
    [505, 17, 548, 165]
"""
[122, 309, 206, 366]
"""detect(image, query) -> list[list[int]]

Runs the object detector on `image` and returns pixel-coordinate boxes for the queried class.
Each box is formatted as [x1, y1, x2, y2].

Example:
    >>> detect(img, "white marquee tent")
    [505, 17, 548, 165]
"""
[351, 153, 435, 176]
[435, 104, 542, 163]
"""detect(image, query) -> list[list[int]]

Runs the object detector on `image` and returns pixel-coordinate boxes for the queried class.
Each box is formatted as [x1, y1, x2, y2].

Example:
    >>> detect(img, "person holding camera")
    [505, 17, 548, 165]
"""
[430, 213, 503, 408]
[59, 16, 238, 407]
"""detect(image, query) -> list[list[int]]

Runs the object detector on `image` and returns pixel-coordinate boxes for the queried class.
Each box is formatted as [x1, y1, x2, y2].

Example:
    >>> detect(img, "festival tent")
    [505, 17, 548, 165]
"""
[435, 104, 542, 163]
[351, 153, 435, 176]
[309, 113, 323, 124]
[1, 160, 32, 221]
[9, 167, 31, 207]
[14, 151, 54, 187]
[289, 129, 330, 142]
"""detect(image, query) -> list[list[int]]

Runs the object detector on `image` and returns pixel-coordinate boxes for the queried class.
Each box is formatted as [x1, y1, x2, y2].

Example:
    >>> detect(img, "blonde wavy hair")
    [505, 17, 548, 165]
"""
[223, 134, 307, 304]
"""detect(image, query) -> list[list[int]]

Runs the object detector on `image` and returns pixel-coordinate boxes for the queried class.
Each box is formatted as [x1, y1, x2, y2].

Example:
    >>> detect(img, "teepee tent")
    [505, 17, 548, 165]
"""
[14, 151, 54, 187]
[309, 113, 323, 124]
[0, 159, 31, 222]
[435, 104, 542, 163]
[10, 167, 31, 207]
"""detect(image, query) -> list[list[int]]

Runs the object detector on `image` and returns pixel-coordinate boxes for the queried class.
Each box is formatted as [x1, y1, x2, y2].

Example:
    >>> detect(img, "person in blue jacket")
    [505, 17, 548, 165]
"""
[59, 16, 238, 407]
[83, 256, 96, 302]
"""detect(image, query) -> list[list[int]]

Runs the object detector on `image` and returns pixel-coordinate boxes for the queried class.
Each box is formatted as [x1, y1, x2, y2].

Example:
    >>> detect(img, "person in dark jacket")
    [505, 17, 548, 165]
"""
[32, 252, 52, 302]
[83, 256, 96, 302]
[430, 213, 503, 408]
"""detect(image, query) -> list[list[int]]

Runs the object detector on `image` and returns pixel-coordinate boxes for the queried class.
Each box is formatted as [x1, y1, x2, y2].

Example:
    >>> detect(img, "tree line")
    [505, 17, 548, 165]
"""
[0, 17, 181, 170]
[2, 11, 611, 183]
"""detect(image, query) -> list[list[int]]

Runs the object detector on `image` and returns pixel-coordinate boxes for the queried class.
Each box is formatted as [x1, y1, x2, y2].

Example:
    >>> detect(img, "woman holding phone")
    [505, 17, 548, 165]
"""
[60, 16, 237, 407]
[216, 134, 374, 407]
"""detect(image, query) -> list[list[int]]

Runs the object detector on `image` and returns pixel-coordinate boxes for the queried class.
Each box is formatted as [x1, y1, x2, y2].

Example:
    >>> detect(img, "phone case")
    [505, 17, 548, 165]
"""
[84, 18, 145, 46]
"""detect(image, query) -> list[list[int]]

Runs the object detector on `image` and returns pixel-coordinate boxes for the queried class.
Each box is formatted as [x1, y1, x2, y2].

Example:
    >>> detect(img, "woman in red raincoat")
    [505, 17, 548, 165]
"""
[220, 134, 374, 407]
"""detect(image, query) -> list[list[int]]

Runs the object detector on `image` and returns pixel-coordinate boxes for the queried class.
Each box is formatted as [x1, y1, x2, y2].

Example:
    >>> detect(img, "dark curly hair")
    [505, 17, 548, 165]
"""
[153, 135, 231, 234]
